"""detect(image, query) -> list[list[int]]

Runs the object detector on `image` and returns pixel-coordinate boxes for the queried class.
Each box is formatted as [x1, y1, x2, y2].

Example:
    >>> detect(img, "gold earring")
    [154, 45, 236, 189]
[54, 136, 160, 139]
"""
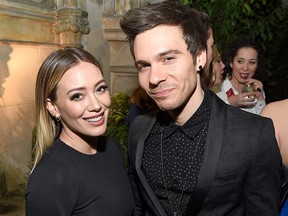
[212, 72, 216, 83]
[55, 115, 61, 122]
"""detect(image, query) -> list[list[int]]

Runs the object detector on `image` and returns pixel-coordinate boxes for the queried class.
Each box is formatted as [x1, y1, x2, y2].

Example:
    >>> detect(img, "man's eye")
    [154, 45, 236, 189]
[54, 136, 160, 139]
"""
[164, 56, 175, 62]
[137, 64, 149, 72]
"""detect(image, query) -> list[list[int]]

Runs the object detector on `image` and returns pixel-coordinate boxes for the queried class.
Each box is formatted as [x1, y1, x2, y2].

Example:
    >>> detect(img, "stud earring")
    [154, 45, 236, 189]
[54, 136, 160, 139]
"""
[199, 65, 203, 70]
[55, 115, 61, 122]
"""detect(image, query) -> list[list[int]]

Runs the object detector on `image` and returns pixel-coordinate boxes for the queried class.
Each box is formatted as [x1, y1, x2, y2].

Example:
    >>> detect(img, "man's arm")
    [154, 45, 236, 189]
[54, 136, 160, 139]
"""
[245, 119, 282, 215]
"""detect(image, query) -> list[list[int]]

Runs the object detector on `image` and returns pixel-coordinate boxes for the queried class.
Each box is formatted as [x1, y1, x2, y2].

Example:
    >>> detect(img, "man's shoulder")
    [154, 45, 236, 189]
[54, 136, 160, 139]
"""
[212, 92, 271, 126]
[226, 103, 269, 122]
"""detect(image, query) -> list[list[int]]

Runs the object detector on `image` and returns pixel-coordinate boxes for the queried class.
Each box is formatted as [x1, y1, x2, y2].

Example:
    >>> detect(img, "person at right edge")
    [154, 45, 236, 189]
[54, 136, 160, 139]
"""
[120, 1, 281, 216]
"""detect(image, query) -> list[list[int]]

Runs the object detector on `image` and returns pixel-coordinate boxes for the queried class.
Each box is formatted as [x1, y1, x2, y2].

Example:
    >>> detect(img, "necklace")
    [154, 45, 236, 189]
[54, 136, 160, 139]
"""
[160, 123, 207, 216]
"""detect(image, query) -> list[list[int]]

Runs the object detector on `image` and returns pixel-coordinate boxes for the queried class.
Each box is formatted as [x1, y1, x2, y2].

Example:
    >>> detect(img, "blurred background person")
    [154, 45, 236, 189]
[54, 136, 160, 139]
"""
[260, 99, 288, 215]
[214, 38, 266, 114]
[202, 45, 225, 90]
[126, 85, 158, 128]
[260, 99, 288, 166]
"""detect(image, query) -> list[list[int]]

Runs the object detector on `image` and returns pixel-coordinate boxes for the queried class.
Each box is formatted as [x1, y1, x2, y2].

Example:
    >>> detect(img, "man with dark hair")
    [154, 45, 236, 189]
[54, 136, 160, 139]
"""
[120, 1, 281, 215]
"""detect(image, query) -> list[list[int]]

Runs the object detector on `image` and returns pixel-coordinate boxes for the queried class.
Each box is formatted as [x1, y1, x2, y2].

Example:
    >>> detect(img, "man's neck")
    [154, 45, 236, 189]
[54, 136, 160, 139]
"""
[168, 77, 205, 126]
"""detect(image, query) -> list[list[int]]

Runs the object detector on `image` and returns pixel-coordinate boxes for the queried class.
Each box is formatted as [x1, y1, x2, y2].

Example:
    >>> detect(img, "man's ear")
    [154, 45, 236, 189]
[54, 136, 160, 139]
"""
[46, 98, 59, 117]
[196, 50, 207, 71]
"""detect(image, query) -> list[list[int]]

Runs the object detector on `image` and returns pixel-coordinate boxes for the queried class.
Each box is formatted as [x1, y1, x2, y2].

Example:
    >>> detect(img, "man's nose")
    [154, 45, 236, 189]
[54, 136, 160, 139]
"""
[149, 65, 167, 85]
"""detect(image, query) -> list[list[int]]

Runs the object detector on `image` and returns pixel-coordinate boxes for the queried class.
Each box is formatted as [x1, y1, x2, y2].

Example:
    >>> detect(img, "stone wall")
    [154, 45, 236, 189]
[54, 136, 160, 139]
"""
[0, 0, 60, 192]
[0, 44, 56, 192]
[0, 0, 162, 194]
[0, 0, 95, 193]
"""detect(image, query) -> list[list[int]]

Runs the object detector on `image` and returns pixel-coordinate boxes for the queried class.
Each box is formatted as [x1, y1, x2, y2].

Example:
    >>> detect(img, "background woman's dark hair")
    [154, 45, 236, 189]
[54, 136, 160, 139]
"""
[223, 37, 265, 80]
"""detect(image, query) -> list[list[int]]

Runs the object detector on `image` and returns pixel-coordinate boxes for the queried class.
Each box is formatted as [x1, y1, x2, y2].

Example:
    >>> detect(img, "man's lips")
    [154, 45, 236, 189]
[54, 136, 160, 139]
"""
[150, 87, 174, 98]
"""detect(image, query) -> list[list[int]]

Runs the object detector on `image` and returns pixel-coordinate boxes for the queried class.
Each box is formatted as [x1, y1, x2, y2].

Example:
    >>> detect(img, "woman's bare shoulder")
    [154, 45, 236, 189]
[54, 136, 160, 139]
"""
[260, 99, 288, 118]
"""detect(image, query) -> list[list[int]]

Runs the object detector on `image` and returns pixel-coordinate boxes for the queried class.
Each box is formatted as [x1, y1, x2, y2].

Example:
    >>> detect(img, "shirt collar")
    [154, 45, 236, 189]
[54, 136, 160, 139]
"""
[157, 90, 212, 139]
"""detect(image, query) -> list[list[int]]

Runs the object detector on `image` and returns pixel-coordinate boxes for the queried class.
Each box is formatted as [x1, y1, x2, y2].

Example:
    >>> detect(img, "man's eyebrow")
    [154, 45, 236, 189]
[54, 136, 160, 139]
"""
[157, 49, 182, 58]
[135, 60, 149, 67]
[135, 49, 182, 66]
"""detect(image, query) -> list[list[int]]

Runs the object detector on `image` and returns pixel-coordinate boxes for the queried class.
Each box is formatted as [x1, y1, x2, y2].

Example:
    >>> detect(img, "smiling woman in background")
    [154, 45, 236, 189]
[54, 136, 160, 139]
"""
[214, 38, 266, 114]
[25, 47, 134, 216]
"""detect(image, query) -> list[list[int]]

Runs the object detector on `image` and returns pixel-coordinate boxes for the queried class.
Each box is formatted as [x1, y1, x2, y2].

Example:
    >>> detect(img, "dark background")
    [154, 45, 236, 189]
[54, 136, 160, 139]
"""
[182, 0, 288, 103]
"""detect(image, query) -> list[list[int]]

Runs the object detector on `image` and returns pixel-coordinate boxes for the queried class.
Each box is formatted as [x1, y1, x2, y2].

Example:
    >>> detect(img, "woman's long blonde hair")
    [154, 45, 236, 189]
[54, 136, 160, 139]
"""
[32, 47, 102, 172]
[202, 45, 220, 88]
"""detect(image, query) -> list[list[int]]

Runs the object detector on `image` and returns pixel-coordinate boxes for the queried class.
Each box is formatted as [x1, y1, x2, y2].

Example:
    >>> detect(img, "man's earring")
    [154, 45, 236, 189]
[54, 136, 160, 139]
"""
[199, 65, 203, 70]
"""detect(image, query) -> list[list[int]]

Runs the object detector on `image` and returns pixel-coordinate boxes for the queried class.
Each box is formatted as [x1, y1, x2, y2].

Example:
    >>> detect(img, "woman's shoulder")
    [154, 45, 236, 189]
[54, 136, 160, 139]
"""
[267, 99, 288, 110]
[261, 99, 288, 118]
[30, 140, 77, 179]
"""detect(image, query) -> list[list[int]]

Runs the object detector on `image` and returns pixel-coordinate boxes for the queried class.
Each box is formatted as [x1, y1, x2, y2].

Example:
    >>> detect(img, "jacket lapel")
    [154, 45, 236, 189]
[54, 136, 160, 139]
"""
[186, 92, 226, 215]
[135, 113, 167, 216]
[134, 92, 226, 215]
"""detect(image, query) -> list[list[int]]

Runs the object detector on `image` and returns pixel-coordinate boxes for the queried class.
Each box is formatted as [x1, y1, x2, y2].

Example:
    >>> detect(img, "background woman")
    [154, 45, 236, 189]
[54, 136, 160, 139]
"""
[215, 38, 266, 114]
[260, 99, 288, 215]
[202, 45, 225, 90]
[25, 47, 134, 215]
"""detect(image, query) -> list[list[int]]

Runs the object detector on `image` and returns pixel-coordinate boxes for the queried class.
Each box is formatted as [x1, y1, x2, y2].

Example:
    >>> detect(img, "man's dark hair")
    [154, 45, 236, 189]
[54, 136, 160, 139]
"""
[120, 1, 209, 63]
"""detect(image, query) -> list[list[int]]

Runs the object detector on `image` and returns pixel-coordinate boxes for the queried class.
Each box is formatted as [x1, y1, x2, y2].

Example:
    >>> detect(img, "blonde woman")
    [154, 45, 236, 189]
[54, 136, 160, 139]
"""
[25, 47, 134, 215]
[202, 45, 225, 90]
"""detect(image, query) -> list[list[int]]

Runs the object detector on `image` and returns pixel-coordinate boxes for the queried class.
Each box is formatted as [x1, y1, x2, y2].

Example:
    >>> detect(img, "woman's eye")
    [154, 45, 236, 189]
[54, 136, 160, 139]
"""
[70, 93, 83, 101]
[250, 61, 257, 65]
[237, 59, 244, 64]
[97, 85, 108, 93]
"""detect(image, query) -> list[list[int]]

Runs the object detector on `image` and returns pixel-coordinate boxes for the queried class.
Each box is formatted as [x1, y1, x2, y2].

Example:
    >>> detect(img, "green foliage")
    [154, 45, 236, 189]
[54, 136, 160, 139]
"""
[182, 0, 288, 102]
[105, 92, 131, 154]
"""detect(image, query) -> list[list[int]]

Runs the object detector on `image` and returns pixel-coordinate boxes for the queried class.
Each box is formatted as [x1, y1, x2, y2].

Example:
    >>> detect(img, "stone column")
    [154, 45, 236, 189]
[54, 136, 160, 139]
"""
[54, 0, 90, 47]
[102, 0, 163, 95]
[0, 170, 7, 198]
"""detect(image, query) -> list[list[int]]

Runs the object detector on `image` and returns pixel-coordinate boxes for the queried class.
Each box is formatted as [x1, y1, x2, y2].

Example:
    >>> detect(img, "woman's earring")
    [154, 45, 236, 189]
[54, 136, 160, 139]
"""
[55, 115, 61, 122]
[199, 65, 203, 70]
[212, 72, 216, 83]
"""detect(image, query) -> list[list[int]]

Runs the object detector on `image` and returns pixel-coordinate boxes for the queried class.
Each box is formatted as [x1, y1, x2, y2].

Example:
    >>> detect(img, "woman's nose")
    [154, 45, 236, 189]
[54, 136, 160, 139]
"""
[87, 95, 101, 112]
[242, 62, 248, 70]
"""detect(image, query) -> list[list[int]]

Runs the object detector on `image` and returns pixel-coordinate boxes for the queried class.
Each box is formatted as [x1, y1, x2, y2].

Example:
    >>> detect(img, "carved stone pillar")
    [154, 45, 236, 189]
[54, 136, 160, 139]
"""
[102, 0, 163, 95]
[54, 4, 89, 47]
